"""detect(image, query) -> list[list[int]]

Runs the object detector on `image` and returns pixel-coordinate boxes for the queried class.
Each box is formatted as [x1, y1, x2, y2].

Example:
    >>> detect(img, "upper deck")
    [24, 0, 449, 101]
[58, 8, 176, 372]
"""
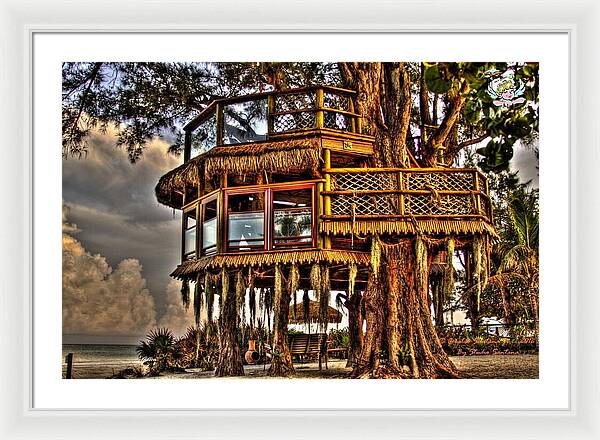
[182, 85, 372, 162]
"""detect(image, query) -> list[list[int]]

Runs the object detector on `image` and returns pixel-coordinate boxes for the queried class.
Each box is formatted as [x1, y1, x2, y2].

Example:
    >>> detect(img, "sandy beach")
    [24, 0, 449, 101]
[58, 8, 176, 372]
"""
[63, 354, 539, 379]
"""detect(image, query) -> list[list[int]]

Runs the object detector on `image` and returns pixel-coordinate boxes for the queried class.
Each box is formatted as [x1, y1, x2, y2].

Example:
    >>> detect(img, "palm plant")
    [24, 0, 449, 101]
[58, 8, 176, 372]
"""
[136, 328, 181, 373]
[487, 188, 539, 336]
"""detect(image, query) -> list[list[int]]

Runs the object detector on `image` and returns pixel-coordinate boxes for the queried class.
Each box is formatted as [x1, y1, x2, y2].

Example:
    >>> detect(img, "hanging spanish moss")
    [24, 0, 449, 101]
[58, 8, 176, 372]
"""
[415, 236, 428, 299]
[473, 235, 484, 312]
[205, 272, 215, 324]
[274, 265, 284, 324]
[348, 262, 358, 296]
[319, 265, 331, 330]
[235, 270, 246, 325]
[180, 279, 190, 309]
[193, 272, 203, 326]
[288, 263, 300, 320]
[310, 263, 321, 303]
[442, 237, 455, 301]
[221, 268, 229, 304]
[371, 234, 382, 279]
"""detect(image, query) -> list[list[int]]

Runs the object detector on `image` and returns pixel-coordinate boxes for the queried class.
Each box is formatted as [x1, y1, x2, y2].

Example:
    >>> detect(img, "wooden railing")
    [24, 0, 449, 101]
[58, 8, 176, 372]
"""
[183, 85, 362, 161]
[321, 168, 493, 223]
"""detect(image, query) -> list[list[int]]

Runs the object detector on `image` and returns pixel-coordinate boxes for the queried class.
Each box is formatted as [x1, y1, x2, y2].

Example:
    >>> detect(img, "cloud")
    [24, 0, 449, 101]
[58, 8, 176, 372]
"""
[157, 279, 195, 337]
[62, 232, 157, 337]
[62, 128, 183, 317]
[62, 210, 192, 340]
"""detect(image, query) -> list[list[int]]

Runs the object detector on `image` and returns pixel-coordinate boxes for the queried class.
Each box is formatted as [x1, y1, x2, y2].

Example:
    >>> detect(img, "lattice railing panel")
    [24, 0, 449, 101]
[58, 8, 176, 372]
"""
[272, 112, 316, 132]
[327, 169, 492, 219]
[403, 172, 474, 192]
[331, 194, 397, 216]
[275, 92, 316, 112]
[331, 172, 397, 191]
[324, 111, 351, 131]
[323, 92, 351, 111]
[404, 193, 475, 216]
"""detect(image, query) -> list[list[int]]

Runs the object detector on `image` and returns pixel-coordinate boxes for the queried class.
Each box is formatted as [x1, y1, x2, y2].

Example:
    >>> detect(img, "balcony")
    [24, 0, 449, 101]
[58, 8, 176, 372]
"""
[183, 85, 364, 162]
[320, 167, 496, 237]
[180, 167, 495, 264]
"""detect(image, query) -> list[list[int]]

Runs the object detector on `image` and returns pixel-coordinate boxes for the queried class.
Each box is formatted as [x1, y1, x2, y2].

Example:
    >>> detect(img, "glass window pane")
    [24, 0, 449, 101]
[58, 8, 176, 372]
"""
[202, 217, 217, 253]
[228, 212, 264, 248]
[223, 99, 267, 145]
[273, 188, 312, 245]
[184, 209, 197, 257]
[227, 192, 265, 250]
[191, 112, 217, 158]
[185, 210, 196, 229]
[184, 227, 196, 256]
[204, 199, 217, 221]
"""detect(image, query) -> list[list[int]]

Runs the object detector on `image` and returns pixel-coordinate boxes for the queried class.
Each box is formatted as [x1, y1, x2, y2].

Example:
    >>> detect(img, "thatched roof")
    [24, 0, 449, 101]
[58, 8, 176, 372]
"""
[170, 249, 370, 280]
[288, 300, 342, 324]
[155, 138, 322, 208]
[320, 219, 498, 238]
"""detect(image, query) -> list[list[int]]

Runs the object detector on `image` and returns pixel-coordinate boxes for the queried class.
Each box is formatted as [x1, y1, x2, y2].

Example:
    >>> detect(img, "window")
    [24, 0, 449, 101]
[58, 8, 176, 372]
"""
[272, 188, 313, 247]
[201, 198, 218, 256]
[223, 99, 268, 145]
[183, 207, 197, 259]
[190, 112, 217, 159]
[227, 192, 265, 251]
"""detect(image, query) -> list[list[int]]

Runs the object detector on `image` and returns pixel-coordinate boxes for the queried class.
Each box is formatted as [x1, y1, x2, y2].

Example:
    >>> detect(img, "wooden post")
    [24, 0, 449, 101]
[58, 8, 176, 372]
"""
[348, 94, 357, 133]
[316, 88, 325, 129]
[267, 94, 275, 137]
[316, 181, 325, 248]
[65, 353, 73, 379]
[217, 173, 228, 254]
[473, 171, 482, 215]
[217, 189, 225, 254]
[181, 186, 187, 262]
[216, 102, 224, 146]
[323, 148, 332, 249]
[397, 171, 404, 216]
[195, 203, 200, 259]
[183, 130, 192, 162]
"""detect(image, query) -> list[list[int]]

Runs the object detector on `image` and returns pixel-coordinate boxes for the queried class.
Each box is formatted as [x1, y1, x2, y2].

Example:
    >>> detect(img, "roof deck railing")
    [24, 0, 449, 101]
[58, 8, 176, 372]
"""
[184, 85, 363, 161]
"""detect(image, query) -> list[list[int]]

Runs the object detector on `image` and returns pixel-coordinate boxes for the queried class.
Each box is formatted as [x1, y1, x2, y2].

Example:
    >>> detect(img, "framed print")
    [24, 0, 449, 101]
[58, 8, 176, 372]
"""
[0, 0, 598, 439]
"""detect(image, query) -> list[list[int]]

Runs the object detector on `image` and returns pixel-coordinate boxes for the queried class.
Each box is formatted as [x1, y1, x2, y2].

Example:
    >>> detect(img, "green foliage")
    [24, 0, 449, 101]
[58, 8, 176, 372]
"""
[62, 62, 340, 161]
[136, 327, 182, 374]
[329, 327, 350, 348]
[424, 64, 453, 94]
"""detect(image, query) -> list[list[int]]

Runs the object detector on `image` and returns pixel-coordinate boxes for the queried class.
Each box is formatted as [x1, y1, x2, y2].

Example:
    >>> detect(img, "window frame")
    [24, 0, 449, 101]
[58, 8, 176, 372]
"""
[181, 203, 198, 261]
[224, 188, 268, 252]
[269, 184, 316, 249]
[200, 193, 219, 256]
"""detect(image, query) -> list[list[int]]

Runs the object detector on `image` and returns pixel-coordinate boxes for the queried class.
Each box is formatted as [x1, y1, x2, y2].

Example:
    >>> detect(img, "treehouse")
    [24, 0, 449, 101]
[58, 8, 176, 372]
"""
[155, 85, 496, 294]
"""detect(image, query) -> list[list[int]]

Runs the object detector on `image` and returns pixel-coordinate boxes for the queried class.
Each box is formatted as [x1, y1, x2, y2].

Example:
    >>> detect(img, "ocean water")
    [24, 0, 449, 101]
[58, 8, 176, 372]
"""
[61, 344, 143, 379]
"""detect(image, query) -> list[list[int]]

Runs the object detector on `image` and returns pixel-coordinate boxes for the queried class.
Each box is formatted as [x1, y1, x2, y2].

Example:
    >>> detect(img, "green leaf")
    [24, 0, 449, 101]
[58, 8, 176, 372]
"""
[424, 65, 452, 94]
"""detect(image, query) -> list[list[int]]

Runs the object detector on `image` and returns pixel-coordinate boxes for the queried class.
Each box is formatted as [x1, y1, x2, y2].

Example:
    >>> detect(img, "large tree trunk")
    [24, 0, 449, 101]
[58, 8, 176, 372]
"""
[345, 289, 363, 368]
[268, 266, 295, 376]
[215, 271, 245, 377]
[352, 238, 460, 378]
[341, 62, 462, 378]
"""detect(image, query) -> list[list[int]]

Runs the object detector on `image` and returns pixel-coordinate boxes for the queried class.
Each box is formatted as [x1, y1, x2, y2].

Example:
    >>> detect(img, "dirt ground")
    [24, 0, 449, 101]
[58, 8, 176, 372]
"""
[148, 354, 539, 380]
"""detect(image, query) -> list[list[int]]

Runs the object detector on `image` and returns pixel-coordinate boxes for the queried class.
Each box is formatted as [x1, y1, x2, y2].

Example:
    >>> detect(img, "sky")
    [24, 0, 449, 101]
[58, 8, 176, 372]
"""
[62, 128, 193, 344]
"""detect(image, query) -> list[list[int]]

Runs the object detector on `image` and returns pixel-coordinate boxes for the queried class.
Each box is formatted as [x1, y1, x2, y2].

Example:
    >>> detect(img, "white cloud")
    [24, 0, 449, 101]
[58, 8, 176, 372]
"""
[62, 232, 157, 337]
[157, 279, 195, 337]
[62, 211, 192, 340]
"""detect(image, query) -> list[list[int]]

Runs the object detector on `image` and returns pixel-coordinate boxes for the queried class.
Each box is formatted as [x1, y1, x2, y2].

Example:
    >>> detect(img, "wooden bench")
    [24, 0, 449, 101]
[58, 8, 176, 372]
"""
[288, 333, 328, 370]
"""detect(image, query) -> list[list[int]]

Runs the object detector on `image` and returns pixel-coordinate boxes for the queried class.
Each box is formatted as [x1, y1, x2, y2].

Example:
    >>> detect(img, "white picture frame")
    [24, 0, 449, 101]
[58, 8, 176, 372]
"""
[1, 0, 597, 438]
